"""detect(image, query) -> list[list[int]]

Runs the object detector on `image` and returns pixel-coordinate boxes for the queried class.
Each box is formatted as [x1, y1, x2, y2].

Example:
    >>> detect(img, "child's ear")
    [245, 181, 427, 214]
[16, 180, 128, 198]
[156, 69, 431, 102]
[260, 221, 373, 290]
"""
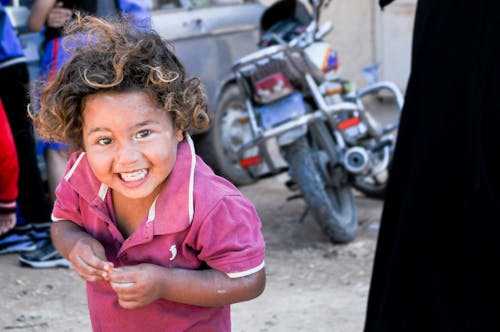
[175, 129, 184, 143]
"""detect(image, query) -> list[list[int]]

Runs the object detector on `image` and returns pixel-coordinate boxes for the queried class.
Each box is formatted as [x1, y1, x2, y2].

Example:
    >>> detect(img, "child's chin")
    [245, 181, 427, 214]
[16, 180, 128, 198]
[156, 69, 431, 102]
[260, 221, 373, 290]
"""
[115, 184, 160, 201]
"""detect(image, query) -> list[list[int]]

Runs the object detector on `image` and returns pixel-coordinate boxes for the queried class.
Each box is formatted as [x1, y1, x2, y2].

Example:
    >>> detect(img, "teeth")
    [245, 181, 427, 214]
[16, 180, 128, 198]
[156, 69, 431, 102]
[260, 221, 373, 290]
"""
[120, 169, 147, 182]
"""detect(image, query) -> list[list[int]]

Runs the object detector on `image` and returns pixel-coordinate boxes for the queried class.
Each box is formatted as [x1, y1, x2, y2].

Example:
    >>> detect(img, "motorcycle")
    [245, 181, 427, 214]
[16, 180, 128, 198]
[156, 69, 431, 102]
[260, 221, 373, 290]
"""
[218, 0, 403, 243]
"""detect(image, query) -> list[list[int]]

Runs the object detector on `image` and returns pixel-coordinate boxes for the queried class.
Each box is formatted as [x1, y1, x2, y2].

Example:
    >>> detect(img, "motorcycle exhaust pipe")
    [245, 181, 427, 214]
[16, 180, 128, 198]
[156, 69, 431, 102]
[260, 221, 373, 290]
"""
[343, 146, 370, 174]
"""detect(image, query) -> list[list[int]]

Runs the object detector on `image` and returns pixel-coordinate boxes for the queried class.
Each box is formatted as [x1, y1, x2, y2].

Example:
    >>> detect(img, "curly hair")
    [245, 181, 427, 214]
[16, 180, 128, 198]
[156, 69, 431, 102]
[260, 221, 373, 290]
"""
[31, 14, 210, 151]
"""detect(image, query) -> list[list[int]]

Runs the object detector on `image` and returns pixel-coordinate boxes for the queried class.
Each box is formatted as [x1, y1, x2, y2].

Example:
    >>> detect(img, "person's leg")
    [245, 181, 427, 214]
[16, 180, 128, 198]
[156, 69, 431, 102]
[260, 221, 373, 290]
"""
[0, 63, 52, 226]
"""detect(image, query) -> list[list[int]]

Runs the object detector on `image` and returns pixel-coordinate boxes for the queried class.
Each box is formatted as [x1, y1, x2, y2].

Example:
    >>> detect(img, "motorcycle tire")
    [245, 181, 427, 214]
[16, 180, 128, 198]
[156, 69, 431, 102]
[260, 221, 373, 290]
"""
[353, 147, 394, 199]
[282, 136, 358, 243]
[194, 85, 256, 186]
[353, 176, 387, 199]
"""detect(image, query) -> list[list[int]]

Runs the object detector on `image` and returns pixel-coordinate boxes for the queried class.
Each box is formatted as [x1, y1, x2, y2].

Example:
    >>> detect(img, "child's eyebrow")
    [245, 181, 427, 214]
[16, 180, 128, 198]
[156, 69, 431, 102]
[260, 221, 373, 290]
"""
[86, 120, 161, 136]
[133, 120, 161, 128]
[86, 127, 110, 136]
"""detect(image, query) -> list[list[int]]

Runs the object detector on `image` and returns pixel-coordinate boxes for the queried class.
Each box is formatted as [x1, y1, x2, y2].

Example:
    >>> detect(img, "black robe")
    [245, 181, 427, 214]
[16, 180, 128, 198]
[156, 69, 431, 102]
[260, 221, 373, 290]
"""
[364, 0, 500, 331]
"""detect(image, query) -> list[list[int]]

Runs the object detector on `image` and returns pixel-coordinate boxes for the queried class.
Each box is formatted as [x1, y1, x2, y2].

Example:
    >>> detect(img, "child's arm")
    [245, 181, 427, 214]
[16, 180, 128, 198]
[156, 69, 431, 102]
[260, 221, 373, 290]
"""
[108, 264, 265, 309]
[51, 220, 113, 281]
[27, 1, 72, 32]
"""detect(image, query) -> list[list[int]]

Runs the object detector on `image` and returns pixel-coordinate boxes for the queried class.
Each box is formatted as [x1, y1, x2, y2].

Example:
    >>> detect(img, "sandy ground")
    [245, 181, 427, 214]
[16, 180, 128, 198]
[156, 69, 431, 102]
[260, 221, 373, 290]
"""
[0, 175, 382, 332]
[0, 97, 396, 331]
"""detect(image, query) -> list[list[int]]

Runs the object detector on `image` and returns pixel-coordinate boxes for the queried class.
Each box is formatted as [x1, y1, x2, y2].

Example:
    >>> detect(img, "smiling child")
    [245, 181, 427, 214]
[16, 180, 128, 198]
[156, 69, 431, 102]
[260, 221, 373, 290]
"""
[30, 14, 265, 331]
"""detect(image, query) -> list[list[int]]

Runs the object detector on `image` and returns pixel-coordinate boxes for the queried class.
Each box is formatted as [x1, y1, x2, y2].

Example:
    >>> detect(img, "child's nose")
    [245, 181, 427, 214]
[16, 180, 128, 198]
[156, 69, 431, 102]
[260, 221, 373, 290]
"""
[115, 143, 140, 165]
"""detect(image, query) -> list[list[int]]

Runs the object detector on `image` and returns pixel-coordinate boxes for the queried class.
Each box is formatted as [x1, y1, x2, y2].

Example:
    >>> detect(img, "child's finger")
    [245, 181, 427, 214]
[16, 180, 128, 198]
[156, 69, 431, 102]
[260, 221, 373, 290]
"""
[117, 298, 140, 310]
[110, 281, 135, 289]
[72, 255, 112, 281]
[73, 256, 106, 281]
[108, 266, 135, 283]
[80, 251, 112, 272]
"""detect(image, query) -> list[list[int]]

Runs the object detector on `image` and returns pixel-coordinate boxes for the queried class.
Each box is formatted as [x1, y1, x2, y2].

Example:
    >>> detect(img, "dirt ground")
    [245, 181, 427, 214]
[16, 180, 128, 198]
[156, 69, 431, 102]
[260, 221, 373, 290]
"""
[1, 0, 402, 327]
[0, 97, 396, 331]
[0, 174, 382, 332]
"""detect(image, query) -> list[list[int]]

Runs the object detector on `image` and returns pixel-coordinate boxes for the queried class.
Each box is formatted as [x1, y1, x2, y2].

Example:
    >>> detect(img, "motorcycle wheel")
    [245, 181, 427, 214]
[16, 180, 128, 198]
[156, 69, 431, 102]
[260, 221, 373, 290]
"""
[353, 175, 387, 199]
[282, 136, 358, 243]
[353, 146, 393, 199]
[195, 85, 256, 186]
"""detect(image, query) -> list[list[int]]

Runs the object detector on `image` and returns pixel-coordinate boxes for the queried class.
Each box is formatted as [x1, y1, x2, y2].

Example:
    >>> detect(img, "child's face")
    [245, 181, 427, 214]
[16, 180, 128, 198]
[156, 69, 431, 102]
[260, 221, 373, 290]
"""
[82, 90, 183, 202]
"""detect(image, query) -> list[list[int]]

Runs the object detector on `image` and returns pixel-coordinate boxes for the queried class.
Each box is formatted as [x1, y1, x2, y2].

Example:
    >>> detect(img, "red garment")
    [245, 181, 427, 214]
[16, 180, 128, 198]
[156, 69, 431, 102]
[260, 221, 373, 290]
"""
[0, 99, 18, 214]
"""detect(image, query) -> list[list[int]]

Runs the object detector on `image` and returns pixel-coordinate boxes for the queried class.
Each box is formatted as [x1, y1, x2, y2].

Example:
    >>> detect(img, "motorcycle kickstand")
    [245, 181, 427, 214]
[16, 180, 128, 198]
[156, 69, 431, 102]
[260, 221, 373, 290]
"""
[298, 206, 309, 223]
[285, 193, 309, 223]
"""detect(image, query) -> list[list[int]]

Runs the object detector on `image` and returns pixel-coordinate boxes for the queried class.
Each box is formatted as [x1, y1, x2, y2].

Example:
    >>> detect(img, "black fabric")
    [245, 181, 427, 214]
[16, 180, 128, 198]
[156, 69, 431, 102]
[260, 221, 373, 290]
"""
[0, 62, 51, 223]
[364, 0, 500, 331]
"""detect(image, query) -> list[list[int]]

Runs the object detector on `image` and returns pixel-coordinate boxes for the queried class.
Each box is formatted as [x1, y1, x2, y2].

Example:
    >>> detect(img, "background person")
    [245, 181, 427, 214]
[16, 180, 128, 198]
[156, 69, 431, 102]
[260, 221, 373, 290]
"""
[0, 0, 53, 255]
[364, 0, 500, 330]
[0, 99, 19, 237]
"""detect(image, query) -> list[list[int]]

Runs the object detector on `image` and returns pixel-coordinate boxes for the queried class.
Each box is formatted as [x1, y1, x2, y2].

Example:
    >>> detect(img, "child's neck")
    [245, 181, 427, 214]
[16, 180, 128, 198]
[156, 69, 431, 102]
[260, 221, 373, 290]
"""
[111, 191, 156, 238]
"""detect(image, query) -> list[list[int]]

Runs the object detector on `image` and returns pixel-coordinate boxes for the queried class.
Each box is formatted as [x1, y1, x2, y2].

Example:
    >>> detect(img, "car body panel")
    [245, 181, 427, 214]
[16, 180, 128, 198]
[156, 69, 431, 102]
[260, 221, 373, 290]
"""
[151, 1, 266, 121]
[13, 0, 266, 128]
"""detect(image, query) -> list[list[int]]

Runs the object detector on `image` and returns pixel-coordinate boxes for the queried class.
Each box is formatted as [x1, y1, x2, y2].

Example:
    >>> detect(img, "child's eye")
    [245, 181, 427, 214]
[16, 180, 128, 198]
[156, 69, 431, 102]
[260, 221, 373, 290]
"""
[135, 129, 151, 139]
[97, 137, 112, 145]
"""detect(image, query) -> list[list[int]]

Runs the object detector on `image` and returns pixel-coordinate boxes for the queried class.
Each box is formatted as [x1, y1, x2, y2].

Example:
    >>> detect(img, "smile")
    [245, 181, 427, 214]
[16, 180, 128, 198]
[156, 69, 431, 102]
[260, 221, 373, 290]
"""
[119, 169, 148, 182]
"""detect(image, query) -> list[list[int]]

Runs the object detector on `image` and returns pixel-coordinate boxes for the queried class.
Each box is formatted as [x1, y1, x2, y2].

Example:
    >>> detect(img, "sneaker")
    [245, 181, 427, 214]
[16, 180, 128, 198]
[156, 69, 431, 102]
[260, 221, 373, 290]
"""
[0, 237, 37, 254]
[32, 222, 52, 230]
[29, 228, 51, 241]
[18, 240, 71, 268]
[0, 225, 37, 255]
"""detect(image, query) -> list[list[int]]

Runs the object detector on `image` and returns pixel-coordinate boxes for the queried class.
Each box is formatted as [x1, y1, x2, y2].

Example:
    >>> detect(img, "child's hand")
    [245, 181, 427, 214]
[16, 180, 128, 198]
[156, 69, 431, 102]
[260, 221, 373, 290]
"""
[68, 237, 113, 282]
[108, 264, 164, 309]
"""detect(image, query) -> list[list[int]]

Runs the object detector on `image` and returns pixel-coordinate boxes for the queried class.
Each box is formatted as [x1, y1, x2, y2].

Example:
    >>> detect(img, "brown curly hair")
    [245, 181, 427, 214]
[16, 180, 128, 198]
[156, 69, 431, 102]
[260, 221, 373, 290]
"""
[31, 14, 210, 151]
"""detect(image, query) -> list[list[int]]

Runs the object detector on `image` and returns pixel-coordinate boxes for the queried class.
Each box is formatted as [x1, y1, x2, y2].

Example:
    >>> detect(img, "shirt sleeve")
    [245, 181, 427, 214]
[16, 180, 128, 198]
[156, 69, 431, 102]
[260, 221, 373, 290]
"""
[194, 195, 265, 278]
[51, 154, 83, 226]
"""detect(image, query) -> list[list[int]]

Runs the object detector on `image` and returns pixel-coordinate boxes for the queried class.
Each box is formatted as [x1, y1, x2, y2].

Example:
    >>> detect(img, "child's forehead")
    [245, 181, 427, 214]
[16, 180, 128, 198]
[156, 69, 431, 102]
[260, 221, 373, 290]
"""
[84, 90, 161, 113]
[84, 89, 160, 108]
[87, 88, 153, 99]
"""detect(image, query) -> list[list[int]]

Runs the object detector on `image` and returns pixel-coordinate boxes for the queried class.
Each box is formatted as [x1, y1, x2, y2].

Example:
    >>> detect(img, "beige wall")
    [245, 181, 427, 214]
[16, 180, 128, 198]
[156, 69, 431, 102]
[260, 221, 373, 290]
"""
[321, 0, 375, 87]
[261, 0, 375, 87]
[260, 0, 415, 91]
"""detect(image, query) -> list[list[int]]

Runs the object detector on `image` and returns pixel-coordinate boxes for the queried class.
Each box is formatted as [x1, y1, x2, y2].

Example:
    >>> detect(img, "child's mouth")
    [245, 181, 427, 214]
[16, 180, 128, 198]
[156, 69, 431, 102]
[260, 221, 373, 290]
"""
[119, 169, 148, 182]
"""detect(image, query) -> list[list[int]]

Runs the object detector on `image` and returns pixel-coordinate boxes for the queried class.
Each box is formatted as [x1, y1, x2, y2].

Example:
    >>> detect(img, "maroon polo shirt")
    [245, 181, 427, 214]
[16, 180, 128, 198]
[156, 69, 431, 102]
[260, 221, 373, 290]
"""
[52, 137, 265, 331]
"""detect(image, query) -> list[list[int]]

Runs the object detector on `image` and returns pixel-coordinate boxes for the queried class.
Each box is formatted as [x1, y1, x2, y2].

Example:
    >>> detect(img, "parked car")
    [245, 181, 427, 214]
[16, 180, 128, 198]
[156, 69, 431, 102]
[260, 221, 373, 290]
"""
[7, 0, 266, 185]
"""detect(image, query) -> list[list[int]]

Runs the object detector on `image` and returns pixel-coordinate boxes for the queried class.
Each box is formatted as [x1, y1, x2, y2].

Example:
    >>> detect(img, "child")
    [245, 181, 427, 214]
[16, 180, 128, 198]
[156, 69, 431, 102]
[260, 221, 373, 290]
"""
[31, 14, 266, 331]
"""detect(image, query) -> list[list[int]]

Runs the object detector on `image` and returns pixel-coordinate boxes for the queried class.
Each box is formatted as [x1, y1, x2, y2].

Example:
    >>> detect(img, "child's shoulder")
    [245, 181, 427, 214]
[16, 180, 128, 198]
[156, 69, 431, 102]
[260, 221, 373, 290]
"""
[193, 156, 246, 204]
[191, 157, 259, 226]
[64, 151, 87, 175]
[67, 150, 85, 164]
[63, 151, 98, 185]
